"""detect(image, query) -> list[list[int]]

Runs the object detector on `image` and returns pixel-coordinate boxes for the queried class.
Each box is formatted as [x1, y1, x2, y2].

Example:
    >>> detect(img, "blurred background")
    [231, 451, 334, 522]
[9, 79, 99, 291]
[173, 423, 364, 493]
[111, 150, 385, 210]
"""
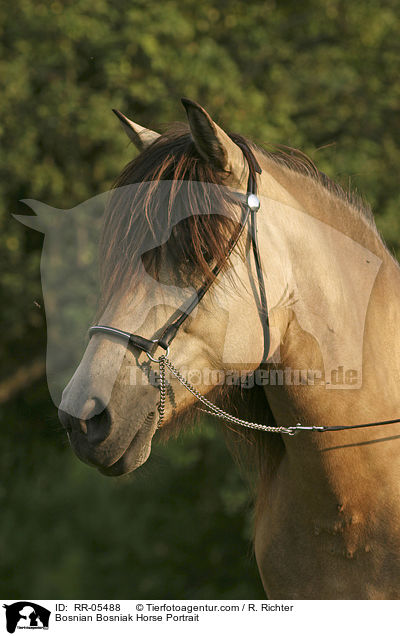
[1, 0, 399, 599]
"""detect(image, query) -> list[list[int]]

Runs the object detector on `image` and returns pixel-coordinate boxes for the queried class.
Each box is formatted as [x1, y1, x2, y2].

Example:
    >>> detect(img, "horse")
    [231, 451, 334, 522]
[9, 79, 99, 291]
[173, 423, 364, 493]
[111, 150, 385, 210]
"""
[58, 98, 400, 599]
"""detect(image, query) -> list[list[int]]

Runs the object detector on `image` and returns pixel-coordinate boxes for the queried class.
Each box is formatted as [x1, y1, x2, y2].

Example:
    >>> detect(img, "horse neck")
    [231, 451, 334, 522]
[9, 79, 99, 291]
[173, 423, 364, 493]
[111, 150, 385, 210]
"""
[256, 156, 400, 450]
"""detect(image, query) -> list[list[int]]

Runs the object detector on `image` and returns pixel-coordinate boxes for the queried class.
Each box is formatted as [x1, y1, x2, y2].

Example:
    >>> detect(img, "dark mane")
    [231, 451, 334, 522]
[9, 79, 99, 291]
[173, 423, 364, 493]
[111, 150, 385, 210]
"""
[98, 123, 253, 312]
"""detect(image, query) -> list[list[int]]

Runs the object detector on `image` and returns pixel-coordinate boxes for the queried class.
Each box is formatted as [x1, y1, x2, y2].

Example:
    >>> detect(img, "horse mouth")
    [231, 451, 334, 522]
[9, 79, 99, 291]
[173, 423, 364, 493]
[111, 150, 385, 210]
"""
[98, 411, 158, 476]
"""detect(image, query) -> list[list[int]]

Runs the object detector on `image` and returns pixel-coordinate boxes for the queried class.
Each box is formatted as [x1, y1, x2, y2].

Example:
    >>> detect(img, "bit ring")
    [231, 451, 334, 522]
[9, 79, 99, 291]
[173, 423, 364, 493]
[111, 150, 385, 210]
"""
[146, 340, 170, 363]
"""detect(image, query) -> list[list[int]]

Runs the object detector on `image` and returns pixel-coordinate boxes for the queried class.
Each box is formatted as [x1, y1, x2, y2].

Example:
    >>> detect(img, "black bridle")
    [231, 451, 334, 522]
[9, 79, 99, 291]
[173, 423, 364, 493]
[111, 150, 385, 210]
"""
[89, 142, 400, 436]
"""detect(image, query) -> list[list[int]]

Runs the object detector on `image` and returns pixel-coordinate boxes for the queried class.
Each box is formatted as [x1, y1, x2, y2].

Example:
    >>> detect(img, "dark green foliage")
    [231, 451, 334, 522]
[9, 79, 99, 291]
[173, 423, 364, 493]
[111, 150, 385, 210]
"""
[1, 0, 399, 598]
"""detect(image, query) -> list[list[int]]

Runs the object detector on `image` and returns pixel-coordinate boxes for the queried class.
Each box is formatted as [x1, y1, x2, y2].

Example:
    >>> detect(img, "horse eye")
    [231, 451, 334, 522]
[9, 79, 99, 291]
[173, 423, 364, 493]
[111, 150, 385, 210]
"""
[201, 248, 213, 264]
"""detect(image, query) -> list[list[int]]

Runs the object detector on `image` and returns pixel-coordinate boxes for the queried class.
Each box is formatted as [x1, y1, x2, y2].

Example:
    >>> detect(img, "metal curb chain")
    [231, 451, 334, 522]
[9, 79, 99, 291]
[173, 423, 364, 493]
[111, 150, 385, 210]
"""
[157, 355, 167, 424]
[154, 354, 309, 436]
[150, 353, 400, 436]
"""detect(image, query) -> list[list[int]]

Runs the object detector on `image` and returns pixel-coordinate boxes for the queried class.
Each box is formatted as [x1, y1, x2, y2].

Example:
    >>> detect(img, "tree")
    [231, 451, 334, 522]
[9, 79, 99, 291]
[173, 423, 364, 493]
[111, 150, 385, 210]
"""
[1, 0, 399, 598]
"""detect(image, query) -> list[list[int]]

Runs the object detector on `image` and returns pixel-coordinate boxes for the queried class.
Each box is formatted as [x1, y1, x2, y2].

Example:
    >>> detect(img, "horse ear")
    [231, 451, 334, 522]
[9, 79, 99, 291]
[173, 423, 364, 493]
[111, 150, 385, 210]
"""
[112, 109, 160, 151]
[181, 98, 247, 186]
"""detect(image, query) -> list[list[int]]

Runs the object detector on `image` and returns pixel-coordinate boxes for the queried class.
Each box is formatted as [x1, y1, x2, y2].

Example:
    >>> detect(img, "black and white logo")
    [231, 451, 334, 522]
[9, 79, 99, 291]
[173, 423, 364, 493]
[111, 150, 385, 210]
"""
[2, 602, 51, 633]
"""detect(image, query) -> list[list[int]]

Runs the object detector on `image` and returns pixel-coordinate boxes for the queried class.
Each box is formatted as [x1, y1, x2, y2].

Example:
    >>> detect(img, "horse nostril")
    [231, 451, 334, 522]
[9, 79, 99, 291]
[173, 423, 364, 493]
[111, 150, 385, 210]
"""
[86, 406, 112, 445]
[58, 399, 111, 445]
